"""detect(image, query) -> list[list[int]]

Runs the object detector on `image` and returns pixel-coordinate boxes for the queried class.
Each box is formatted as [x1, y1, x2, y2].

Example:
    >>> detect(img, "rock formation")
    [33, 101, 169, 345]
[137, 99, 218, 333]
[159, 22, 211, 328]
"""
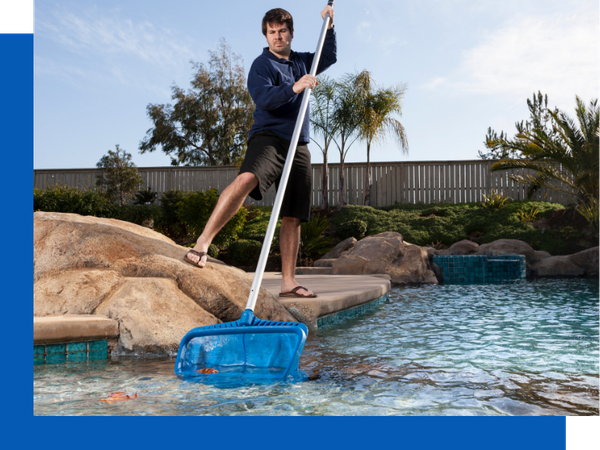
[328, 232, 438, 284]
[34, 212, 296, 356]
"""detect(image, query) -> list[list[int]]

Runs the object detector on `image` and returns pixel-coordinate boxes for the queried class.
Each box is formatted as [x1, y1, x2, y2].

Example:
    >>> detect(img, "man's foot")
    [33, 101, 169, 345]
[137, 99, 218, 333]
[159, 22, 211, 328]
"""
[183, 246, 208, 268]
[279, 285, 317, 298]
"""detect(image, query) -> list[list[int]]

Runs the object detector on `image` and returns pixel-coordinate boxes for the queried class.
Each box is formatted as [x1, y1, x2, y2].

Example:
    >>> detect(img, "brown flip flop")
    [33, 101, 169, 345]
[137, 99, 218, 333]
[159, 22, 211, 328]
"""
[183, 249, 207, 268]
[279, 286, 317, 298]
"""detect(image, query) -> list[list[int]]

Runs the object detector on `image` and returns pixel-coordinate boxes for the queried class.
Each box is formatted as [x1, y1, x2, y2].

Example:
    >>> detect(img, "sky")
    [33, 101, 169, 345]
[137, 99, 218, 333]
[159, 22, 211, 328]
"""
[33, 0, 599, 169]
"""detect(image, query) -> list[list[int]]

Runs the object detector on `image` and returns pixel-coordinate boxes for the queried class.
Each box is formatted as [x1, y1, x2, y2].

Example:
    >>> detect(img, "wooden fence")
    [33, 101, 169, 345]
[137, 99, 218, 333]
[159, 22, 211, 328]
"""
[34, 160, 576, 207]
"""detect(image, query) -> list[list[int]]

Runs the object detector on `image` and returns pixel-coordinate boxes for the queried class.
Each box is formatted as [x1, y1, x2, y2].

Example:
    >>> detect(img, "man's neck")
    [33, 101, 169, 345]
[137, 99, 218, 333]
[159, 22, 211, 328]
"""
[269, 48, 291, 60]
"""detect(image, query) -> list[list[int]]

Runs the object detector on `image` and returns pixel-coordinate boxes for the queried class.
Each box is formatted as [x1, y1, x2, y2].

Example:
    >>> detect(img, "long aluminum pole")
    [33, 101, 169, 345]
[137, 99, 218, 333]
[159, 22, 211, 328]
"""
[245, 1, 335, 313]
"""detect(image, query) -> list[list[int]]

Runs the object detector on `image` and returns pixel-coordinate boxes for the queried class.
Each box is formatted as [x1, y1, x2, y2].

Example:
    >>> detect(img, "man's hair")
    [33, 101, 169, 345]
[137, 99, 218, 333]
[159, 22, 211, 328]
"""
[262, 8, 294, 36]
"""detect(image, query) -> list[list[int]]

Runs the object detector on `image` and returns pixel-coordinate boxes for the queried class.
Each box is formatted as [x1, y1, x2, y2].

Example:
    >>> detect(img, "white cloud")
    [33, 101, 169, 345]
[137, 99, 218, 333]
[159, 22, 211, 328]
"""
[37, 6, 197, 67]
[421, 8, 600, 109]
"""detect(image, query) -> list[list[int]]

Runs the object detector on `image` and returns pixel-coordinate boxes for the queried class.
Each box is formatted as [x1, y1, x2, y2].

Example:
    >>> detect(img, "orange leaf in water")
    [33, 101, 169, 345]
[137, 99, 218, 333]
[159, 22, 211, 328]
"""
[100, 392, 138, 403]
[196, 368, 219, 374]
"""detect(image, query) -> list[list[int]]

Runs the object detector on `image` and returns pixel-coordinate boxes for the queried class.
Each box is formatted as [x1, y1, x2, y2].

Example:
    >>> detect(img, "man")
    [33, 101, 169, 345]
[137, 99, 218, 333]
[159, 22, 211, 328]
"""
[184, 5, 336, 299]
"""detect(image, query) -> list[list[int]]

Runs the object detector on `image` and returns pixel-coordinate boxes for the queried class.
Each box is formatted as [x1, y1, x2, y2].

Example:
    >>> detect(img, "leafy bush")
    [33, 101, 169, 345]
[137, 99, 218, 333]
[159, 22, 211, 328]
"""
[119, 204, 161, 227]
[517, 204, 540, 222]
[133, 187, 158, 205]
[332, 201, 574, 254]
[481, 189, 510, 209]
[155, 189, 187, 239]
[240, 207, 281, 238]
[577, 197, 599, 232]
[335, 219, 368, 241]
[34, 185, 119, 218]
[227, 239, 262, 266]
[208, 243, 220, 259]
[300, 214, 334, 261]
[176, 189, 246, 246]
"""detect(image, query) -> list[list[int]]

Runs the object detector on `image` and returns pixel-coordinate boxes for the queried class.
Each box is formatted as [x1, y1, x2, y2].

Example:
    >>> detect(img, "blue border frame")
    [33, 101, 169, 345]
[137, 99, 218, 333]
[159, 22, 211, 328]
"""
[5, 24, 566, 450]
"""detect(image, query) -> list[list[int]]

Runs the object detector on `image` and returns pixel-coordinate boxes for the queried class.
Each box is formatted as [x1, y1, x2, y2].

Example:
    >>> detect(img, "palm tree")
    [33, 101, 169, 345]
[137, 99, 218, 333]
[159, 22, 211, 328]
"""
[310, 76, 338, 210]
[331, 74, 362, 208]
[489, 96, 599, 205]
[354, 70, 408, 206]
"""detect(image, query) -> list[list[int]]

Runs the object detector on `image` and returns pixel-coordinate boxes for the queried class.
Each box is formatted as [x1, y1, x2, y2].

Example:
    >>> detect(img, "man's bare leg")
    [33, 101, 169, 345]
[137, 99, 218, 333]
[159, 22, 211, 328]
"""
[279, 216, 314, 296]
[186, 172, 258, 267]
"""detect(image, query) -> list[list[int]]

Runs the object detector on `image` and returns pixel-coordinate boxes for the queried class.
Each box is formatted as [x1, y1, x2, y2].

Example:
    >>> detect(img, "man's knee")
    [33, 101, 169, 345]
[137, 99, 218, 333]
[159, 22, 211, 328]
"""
[235, 172, 259, 191]
[281, 217, 301, 227]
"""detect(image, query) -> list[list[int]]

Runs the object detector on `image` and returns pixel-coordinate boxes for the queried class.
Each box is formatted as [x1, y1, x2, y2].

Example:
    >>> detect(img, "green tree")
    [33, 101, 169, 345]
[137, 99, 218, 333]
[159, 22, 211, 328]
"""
[479, 92, 559, 160]
[140, 39, 254, 166]
[331, 73, 363, 208]
[489, 96, 599, 207]
[96, 145, 144, 206]
[354, 70, 408, 206]
[310, 75, 339, 210]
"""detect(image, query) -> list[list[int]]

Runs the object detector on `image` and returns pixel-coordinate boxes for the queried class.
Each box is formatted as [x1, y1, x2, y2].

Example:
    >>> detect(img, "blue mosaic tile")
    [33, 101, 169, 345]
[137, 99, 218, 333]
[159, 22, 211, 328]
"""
[34, 345, 45, 365]
[88, 340, 107, 352]
[318, 293, 388, 329]
[46, 344, 66, 355]
[433, 254, 525, 285]
[46, 352, 66, 364]
[67, 352, 87, 362]
[89, 350, 108, 361]
[67, 342, 87, 353]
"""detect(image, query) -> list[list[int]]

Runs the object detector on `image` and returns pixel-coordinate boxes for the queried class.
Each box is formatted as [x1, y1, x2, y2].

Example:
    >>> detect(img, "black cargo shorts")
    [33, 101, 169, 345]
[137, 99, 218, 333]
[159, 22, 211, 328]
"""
[239, 130, 312, 222]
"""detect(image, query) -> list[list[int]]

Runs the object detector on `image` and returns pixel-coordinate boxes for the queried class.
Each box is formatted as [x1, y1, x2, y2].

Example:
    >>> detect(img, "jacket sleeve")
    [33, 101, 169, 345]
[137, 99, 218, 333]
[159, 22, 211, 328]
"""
[247, 62, 297, 111]
[305, 27, 337, 75]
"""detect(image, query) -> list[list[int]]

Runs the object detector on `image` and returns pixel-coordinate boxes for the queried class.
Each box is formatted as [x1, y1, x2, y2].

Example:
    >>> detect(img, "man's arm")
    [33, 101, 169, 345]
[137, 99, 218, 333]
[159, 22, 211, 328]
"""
[247, 64, 297, 111]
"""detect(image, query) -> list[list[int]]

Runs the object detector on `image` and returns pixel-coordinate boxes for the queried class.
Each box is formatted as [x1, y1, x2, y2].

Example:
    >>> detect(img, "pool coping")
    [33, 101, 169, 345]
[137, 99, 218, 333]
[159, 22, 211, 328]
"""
[257, 272, 392, 330]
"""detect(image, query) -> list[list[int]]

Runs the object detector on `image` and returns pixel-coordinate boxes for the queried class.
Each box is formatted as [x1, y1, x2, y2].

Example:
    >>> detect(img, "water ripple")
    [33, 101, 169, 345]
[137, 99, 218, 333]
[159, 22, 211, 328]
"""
[34, 279, 598, 416]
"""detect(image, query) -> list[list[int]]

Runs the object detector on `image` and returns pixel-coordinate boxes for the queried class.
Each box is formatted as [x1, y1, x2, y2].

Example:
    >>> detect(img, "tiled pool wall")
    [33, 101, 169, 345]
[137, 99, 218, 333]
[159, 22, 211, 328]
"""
[34, 340, 108, 365]
[317, 293, 389, 329]
[433, 255, 526, 284]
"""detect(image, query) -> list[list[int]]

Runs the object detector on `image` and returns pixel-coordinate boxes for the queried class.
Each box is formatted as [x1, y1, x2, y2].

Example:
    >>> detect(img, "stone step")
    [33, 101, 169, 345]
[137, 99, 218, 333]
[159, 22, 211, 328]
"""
[34, 314, 119, 344]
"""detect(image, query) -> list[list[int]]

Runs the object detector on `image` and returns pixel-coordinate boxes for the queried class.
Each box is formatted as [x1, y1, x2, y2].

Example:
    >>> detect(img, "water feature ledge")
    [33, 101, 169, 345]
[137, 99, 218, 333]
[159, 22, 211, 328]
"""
[34, 315, 119, 365]
[258, 272, 392, 330]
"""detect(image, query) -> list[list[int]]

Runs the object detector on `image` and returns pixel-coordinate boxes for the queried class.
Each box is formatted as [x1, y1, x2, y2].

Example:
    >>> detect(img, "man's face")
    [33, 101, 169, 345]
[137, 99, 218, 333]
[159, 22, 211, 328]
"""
[265, 22, 293, 57]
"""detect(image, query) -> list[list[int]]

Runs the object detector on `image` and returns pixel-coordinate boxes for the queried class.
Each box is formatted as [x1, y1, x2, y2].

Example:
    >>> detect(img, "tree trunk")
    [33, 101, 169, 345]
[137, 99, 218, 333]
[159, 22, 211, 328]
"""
[339, 157, 346, 208]
[364, 142, 372, 206]
[321, 150, 329, 210]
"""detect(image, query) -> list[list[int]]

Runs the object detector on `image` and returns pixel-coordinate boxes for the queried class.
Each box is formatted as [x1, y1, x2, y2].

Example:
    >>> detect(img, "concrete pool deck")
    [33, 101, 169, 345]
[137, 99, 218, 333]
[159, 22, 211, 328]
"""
[33, 273, 392, 345]
[253, 272, 391, 329]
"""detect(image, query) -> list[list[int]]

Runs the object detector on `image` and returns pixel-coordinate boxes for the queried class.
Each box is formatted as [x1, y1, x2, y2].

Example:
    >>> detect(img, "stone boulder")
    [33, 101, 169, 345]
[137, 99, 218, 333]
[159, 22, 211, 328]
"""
[476, 239, 551, 275]
[531, 247, 599, 278]
[447, 239, 479, 255]
[34, 212, 296, 356]
[315, 237, 357, 267]
[330, 232, 438, 284]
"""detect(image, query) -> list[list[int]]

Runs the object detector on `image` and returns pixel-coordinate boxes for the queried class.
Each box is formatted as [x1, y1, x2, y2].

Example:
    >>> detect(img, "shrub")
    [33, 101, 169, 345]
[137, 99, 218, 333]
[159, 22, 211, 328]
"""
[176, 189, 246, 246]
[208, 243, 220, 259]
[517, 204, 540, 222]
[155, 189, 187, 239]
[34, 185, 119, 218]
[481, 189, 510, 209]
[119, 204, 161, 227]
[133, 187, 158, 205]
[300, 214, 334, 261]
[577, 197, 599, 232]
[336, 219, 367, 241]
[227, 239, 262, 266]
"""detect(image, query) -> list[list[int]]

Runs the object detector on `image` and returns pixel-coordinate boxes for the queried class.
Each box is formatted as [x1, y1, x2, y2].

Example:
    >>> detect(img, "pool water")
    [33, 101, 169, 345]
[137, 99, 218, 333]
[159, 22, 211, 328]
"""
[34, 279, 599, 416]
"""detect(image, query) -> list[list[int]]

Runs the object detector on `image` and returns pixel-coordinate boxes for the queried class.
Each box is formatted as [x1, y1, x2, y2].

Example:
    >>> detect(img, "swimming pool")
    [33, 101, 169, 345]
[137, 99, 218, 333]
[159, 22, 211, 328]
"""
[34, 278, 599, 415]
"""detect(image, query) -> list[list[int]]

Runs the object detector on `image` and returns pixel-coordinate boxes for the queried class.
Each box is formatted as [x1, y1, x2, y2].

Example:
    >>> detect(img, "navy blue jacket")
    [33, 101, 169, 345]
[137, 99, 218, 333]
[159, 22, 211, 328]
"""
[247, 27, 337, 143]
